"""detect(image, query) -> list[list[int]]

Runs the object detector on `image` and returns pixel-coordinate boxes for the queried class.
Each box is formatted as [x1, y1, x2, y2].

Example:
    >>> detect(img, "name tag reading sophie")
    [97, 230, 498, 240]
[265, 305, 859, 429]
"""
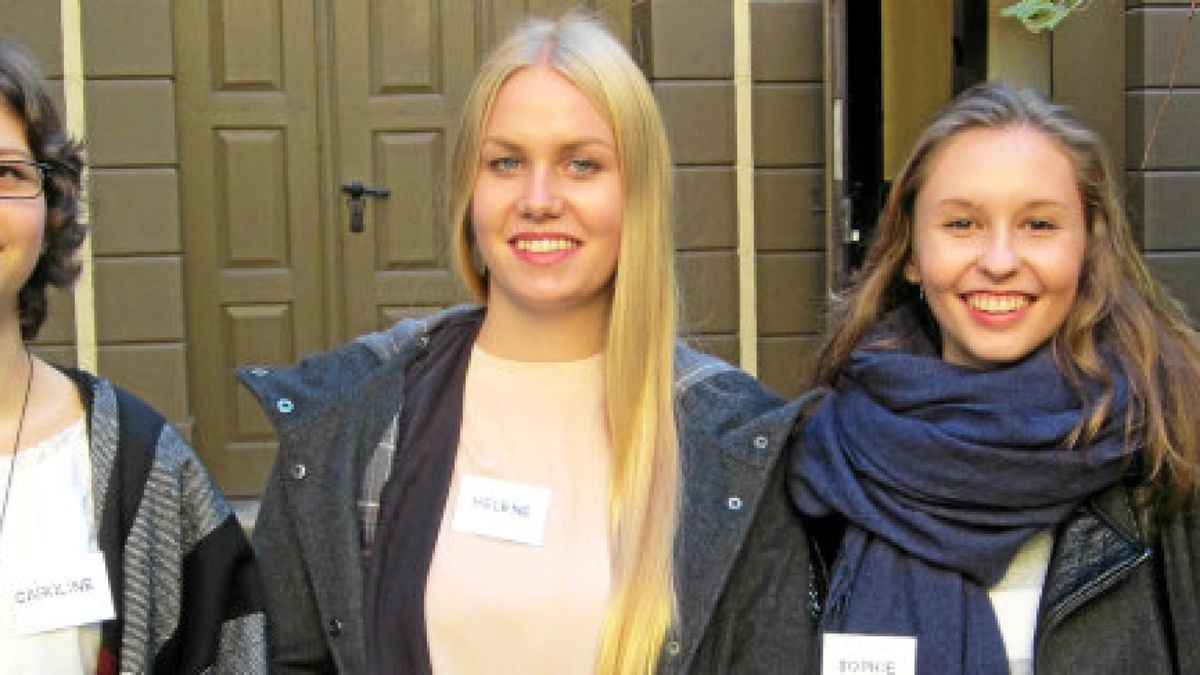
[451, 475, 552, 546]
[6, 552, 115, 636]
[822, 633, 916, 675]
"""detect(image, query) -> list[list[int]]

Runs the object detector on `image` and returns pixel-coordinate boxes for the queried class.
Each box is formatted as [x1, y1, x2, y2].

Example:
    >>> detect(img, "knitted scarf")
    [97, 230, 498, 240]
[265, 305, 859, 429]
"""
[790, 310, 1133, 674]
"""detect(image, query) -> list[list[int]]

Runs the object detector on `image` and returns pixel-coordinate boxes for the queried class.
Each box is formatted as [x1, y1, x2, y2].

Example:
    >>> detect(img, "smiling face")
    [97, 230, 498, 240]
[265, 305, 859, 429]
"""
[470, 64, 623, 328]
[0, 100, 46, 322]
[904, 126, 1088, 369]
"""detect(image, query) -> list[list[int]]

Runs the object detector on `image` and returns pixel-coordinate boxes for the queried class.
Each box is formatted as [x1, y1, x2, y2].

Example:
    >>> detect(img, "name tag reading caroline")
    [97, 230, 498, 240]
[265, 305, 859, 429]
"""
[451, 475, 552, 546]
[6, 552, 115, 636]
[822, 633, 916, 675]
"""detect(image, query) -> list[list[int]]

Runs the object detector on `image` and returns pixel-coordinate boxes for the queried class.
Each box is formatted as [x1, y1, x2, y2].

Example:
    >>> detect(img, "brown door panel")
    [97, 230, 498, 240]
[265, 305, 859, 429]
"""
[177, 1, 324, 496]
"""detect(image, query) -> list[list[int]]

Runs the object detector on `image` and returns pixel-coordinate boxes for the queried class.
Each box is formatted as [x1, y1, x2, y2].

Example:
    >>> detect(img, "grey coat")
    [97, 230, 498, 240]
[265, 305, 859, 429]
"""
[238, 306, 818, 674]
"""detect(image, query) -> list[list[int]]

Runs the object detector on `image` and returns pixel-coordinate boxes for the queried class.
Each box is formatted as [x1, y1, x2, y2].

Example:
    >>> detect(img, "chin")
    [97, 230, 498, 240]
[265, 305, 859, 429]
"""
[969, 348, 1039, 369]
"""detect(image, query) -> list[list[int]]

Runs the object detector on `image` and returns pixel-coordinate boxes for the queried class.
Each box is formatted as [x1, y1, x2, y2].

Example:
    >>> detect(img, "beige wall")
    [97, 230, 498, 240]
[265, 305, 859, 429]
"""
[1126, 0, 1200, 320]
[83, 0, 190, 431]
[644, 0, 826, 396]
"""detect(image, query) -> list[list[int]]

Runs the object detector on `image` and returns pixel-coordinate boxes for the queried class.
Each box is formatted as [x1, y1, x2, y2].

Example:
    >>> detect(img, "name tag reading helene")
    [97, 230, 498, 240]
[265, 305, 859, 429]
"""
[822, 633, 916, 675]
[6, 552, 115, 636]
[451, 475, 552, 546]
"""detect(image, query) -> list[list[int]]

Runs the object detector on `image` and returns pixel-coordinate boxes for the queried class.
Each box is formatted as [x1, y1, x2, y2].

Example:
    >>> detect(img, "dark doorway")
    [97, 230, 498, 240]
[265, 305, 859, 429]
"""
[843, 0, 883, 273]
[954, 0, 988, 94]
[837, 0, 988, 281]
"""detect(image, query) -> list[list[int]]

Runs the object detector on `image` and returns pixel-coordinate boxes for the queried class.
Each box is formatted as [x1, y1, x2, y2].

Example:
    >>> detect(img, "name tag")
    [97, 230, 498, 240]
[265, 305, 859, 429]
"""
[822, 633, 916, 675]
[6, 552, 115, 636]
[451, 475, 552, 546]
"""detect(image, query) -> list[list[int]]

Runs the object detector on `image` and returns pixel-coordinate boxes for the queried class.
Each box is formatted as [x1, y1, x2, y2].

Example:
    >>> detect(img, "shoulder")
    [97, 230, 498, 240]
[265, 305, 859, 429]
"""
[235, 304, 484, 431]
[67, 372, 231, 534]
[63, 369, 169, 446]
[71, 374, 212, 489]
[673, 342, 789, 432]
[673, 343, 823, 473]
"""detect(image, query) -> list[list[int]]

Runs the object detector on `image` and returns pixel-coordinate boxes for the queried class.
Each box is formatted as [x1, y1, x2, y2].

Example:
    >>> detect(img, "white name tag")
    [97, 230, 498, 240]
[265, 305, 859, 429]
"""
[6, 552, 115, 636]
[451, 475, 551, 546]
[822, 633, 916, 675]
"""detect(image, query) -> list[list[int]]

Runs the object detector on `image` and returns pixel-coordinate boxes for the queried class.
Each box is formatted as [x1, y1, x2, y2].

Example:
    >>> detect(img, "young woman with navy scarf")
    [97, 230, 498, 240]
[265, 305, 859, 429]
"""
[790, 83, 1200, 674]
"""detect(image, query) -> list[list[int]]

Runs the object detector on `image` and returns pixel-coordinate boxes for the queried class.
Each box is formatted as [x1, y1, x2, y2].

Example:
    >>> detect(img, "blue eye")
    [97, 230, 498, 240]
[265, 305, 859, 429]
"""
[567, 158, 600, 175]
[1026, 218, 1056, 231]
[488, 157, 521, 173]
[945, 218, 974, 230]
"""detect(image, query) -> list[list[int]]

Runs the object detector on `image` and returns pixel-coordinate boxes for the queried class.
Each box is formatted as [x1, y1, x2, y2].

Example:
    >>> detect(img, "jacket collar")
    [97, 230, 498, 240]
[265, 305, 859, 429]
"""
[1039, 481, 1151, 631]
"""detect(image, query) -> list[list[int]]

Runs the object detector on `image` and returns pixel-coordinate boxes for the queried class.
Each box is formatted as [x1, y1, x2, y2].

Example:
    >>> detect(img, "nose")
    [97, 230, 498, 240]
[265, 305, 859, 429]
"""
[978, 226, 1019, 278]
[517, 165, 564, 220]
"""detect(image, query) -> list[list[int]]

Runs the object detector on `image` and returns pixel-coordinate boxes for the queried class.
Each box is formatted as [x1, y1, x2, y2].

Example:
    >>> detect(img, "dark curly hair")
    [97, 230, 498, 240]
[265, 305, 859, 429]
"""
[1, 39, 86, 340]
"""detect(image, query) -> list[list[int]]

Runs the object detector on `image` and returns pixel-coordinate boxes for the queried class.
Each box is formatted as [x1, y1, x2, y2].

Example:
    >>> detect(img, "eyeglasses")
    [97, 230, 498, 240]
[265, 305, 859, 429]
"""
[0, 159, 52, 199]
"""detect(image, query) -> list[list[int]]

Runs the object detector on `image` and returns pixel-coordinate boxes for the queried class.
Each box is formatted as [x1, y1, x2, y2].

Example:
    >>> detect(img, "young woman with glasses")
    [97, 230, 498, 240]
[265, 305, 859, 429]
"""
[0, 39, 265, 674]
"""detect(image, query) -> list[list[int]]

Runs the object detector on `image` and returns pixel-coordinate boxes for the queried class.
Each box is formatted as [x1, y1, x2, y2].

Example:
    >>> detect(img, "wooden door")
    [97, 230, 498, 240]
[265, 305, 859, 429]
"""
[331, 0, 630, 337]
[179, 1, 630, 496]
[177, 1, 327, 495]
[330, 1, 478, 337]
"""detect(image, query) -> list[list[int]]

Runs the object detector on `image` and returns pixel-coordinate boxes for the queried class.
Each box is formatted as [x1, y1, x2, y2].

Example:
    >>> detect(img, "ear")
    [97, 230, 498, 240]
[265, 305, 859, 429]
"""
[903, 257, 920, 284]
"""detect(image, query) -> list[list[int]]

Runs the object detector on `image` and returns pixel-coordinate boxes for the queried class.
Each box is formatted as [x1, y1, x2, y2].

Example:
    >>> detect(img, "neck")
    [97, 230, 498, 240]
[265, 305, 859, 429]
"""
[0, 314, 32, 424]
[476, 299, 609, 362]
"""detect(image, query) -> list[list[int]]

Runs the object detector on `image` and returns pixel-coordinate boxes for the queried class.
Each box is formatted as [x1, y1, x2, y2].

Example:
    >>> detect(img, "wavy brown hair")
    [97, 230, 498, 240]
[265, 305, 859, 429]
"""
[812, 82, 1200, 510]
[1, 39, 85, 340]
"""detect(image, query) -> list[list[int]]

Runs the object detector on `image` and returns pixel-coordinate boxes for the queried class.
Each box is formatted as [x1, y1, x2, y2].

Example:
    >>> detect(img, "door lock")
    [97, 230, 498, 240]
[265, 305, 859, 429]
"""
[341, 180, 391, 233]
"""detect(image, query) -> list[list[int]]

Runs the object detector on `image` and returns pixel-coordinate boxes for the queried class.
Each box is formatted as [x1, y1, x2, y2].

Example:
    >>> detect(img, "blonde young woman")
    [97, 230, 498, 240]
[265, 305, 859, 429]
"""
[790, 83, 1200, 674]
[241, 13, 817, 675]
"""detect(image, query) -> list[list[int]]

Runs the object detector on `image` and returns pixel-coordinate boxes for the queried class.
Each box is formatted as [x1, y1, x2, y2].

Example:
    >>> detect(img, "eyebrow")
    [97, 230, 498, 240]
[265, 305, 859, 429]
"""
[0, 147, 34, 160]
[933, 197, 1069, 210]
[480, 137, 615, 153]
[1021, 199, 1070, 210]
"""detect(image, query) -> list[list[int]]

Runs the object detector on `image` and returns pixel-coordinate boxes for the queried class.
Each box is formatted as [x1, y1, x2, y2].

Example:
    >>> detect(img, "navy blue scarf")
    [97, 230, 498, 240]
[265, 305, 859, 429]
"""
[790, 311, 1133, 674]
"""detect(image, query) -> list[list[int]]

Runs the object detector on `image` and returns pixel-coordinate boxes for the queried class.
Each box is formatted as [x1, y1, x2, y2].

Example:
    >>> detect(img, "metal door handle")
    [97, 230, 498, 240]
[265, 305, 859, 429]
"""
[341, 180, 391, 233]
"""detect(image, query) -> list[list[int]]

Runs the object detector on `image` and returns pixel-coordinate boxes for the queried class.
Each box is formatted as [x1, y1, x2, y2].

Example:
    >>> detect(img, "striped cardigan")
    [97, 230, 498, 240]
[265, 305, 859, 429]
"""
[67, 370, 266, 674]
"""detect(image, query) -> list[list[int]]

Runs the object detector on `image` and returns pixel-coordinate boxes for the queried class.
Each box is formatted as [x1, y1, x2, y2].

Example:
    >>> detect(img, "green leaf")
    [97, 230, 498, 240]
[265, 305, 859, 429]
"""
[1001, 0, 1086, 33]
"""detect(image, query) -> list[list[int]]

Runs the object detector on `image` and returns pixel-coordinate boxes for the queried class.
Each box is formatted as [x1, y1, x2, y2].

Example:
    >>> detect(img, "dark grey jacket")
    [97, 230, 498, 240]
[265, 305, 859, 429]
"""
[1030, 480, 1200, 673]
[238, 306, 818, 674]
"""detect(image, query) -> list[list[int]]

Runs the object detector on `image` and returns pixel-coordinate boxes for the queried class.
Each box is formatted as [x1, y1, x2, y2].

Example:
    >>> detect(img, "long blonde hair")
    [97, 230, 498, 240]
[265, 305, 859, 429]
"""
[448, 13, 680, 672]
[814, 82, 1200, 510]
